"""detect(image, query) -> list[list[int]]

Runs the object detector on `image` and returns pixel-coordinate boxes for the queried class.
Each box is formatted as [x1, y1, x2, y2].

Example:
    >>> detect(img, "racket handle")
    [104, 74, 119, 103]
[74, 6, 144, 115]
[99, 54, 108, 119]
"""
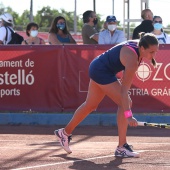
[138, 121, 146, 126]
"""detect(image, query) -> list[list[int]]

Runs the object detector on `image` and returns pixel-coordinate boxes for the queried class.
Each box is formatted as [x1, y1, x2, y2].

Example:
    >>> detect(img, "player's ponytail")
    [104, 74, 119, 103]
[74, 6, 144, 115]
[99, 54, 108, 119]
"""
[151, 58, 156, 67]
[138, 32, 158, 68]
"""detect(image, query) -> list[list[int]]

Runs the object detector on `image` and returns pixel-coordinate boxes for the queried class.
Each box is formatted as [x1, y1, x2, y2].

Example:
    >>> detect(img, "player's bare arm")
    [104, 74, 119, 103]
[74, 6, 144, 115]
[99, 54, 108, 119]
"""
[120, 46, 138, 110]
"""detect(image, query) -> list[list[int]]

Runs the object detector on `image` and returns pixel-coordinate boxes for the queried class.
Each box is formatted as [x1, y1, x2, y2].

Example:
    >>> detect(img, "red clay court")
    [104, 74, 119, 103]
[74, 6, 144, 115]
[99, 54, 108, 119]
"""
[0, 125, 170, 170]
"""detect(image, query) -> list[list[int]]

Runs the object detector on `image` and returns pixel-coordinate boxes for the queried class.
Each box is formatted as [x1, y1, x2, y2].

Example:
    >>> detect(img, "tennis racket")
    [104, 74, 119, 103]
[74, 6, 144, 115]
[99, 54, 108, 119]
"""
[138, 121, 170, 129]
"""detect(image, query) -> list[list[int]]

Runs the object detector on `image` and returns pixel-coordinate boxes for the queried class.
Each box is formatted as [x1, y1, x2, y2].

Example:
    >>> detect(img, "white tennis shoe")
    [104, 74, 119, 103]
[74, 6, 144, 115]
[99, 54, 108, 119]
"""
[54, 128, 72, 154]
[115, 143, 140, 158]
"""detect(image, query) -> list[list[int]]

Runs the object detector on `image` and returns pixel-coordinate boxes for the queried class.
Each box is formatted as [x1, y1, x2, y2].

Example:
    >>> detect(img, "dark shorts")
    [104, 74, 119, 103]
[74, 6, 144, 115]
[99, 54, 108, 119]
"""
[89, 58, 117, 85]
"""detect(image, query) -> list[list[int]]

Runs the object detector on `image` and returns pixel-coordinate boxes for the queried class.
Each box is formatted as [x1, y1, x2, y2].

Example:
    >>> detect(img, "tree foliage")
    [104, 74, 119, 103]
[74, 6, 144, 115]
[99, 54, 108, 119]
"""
[0, 4, 103, 33]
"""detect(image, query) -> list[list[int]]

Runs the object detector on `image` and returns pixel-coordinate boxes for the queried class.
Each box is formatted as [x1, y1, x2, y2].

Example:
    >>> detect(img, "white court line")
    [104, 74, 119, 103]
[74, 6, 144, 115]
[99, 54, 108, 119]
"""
[0, 141, 170, 150]
[11, 150, 170, 170]
[1, 147, 170, 152]
[1, 140, 170, 144]
[0, 141, 170, 145]
[0, 147, 112, 150]
[11, 154, 114, 170]
[138, 150, 170, 153]
[0, 142, 170, 150]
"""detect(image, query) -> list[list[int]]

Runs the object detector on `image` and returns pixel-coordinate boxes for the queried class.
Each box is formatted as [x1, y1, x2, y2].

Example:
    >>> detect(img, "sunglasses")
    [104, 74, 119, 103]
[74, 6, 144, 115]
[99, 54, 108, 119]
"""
[154, 21, 162, 23]
[57, 22, 65, 24]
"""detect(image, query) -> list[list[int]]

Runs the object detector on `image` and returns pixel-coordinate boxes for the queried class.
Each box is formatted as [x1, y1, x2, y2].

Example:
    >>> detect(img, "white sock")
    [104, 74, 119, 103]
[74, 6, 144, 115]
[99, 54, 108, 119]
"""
[63, 129, 70, 136]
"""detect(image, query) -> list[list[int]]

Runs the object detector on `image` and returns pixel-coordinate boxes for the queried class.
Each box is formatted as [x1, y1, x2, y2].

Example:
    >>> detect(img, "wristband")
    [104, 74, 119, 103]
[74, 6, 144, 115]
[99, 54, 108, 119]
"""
[124, 110, 133, 118]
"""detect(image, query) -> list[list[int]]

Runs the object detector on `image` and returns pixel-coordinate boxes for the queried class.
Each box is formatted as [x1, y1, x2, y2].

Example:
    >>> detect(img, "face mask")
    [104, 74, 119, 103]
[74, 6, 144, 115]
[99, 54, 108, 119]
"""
[30, 30, 38, 37]
[56, 23, 66, 30]
[108, 24, 117, 31]
[93, 18, 98, 25]
[154, 23, 162, 30]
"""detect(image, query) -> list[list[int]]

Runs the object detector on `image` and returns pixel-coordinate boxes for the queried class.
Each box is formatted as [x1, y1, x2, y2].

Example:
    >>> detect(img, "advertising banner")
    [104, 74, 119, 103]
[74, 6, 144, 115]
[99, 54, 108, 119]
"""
[0, 45, 169, 113]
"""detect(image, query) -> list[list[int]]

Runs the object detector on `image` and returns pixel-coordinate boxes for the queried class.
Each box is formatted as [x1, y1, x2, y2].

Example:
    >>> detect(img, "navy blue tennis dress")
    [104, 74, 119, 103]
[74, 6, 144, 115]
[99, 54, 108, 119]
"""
[89, 41, 140, 85]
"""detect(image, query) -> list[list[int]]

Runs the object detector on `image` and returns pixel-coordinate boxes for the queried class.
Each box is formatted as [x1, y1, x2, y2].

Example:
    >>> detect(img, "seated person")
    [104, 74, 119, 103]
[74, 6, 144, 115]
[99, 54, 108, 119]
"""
[152, 16, 170, 44]
[132, 9, 154, 39]
[0, 18, 2, 26]
[98, 15, 126, 44]
[22, 22, 45, 45]
[0, 13, 14, 45]
[48, 16, 76, 44]
[81, 10, 99, 44]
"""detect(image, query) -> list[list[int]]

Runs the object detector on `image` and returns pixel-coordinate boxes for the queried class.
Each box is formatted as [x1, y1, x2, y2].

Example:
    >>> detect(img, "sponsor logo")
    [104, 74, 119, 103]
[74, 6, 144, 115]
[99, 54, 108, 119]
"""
[135, 62, 152, 82]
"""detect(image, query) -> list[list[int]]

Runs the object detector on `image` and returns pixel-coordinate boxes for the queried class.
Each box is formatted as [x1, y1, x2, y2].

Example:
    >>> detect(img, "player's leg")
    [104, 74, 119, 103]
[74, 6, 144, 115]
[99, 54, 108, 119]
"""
[54, 79, 105, 153]
[97, 80, 129, 145]
[98, 80, 139, 157]
[65, 79, 105, 134]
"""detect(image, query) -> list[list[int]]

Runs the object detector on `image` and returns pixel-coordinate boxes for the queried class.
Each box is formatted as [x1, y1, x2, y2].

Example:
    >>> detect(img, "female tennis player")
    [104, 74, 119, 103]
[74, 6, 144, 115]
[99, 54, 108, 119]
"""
[54, 32, 159, 158]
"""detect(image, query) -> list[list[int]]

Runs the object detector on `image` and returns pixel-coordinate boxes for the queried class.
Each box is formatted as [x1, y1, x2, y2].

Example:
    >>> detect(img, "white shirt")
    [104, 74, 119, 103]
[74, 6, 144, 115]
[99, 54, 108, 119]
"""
[98, 29, 126, 44]
[0, 26, 13, 44]
[154, 32, 170, 44]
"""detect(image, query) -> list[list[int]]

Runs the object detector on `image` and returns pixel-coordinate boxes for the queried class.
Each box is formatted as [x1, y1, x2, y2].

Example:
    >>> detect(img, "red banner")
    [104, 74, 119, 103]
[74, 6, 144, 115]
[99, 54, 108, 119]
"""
[0, 45, 169, 113]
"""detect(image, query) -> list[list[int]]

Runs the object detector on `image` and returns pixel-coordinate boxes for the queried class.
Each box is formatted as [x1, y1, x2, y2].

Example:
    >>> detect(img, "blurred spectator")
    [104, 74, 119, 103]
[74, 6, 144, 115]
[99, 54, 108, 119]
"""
[152, 16, 170, 44]
[48, 16, 76, 44]
[0, 18, 2, 27]
[132, 9, 154, 39]
[82, 10, 99, 44]
[98, 15, 126, 44]
[21, 22, 45, 45]
[100, 21, 107, 31]
[0, 13, 14, 45]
